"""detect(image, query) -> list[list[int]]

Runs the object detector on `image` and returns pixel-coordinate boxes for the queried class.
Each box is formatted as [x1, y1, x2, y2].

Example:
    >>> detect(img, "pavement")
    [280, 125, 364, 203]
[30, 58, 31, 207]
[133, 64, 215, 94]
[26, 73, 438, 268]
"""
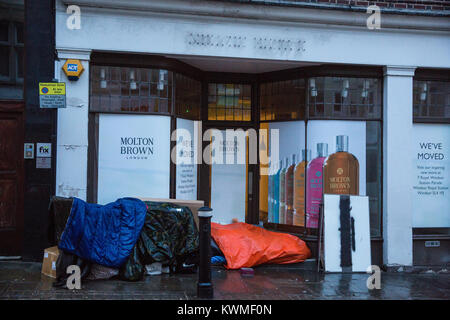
[0, 261, 449, 300]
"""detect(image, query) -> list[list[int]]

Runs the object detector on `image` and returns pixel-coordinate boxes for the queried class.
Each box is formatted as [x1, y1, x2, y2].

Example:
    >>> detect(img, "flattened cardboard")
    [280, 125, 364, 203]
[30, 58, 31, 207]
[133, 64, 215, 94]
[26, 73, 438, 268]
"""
[41, 246, 59, 278]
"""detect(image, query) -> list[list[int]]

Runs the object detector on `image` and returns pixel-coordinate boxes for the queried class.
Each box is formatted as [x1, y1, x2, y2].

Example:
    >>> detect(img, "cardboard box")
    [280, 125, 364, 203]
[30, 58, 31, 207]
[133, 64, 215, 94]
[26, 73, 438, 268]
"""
[41, 246, 59, 278]
[139, 198, 204, 228]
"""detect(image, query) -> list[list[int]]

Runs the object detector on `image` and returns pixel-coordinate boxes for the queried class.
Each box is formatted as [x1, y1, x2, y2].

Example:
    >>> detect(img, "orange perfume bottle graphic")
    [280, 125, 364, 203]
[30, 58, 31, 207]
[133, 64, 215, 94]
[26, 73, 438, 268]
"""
[293, 149, 311, 226]
[323, 135, 359, 195]
[285, 154, 296, 225]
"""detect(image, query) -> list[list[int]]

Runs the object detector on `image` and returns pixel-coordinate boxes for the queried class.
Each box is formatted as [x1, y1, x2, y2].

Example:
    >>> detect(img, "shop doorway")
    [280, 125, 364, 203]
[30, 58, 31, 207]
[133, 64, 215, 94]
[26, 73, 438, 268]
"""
[201, 124, 258, 225]
[0, 101, 24, 256]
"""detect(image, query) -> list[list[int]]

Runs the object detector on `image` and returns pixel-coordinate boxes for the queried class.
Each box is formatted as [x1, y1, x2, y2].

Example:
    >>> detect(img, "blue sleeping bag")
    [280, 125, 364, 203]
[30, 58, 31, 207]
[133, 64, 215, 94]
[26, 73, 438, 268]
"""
[58, 197, 147, 268]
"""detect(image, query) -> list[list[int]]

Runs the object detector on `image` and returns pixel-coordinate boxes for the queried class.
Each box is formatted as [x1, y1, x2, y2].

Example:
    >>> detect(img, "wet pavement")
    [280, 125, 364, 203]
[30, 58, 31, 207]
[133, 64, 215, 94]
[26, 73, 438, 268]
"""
[0, 261, 449, 300]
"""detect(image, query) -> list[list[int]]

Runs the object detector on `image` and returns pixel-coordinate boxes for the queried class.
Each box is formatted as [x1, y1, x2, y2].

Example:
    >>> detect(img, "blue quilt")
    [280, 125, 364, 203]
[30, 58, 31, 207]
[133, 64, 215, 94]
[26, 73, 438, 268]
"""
[58, 197, 147, 268]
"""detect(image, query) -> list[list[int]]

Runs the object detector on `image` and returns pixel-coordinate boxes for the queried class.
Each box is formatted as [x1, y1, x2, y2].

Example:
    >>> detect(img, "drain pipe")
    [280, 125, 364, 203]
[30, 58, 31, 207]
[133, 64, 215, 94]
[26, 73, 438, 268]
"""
[197, 206, 213, 299]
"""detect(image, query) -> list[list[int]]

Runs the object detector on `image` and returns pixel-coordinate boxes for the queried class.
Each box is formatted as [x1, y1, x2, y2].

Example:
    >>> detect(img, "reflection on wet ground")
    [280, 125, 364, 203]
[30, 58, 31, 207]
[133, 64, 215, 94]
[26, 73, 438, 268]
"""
[0, 261, 448, 300]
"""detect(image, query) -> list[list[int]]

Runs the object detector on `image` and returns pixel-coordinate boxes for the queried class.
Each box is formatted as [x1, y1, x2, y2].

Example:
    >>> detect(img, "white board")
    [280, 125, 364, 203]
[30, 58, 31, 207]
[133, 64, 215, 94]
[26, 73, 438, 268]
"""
[210, 130, 247, 224]
[175, 118, 198, 201]
[324, 194, 371, 272]
[97, 114, 171, 204]
[412, 123, 450, 228]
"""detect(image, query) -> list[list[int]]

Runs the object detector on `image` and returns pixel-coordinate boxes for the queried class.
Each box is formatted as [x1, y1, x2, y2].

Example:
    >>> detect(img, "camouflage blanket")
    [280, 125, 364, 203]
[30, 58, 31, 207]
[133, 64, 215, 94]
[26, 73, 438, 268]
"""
[120, 202, 199, 281]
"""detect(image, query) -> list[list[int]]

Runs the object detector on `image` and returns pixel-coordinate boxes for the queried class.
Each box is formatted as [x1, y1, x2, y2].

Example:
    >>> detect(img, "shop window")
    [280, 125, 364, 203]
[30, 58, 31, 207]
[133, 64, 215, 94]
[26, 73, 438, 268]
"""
[175, 73, 201, 120]
[308, 77, 381, 119]
[175, 118, 199, 200]
[260, 76, 382, 238]
[96, 114, 171, 204]
[411, 123, 449, 233]
[260, 79, 305, 121]
[413, 80, 450, 121]
[90, 65, 173, 114]
[208, 83, 251, 121]
[412, 77, 449, 239]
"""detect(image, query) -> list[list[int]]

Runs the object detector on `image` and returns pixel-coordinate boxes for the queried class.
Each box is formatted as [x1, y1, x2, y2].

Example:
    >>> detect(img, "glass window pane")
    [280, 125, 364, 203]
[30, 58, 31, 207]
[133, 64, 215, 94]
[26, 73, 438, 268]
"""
[0, 21, 8, 42]
[366, 121, 382, 237]
[121, 82, 129, 96]
[308, 77, 381, 120]
[260, 79, 305, 121]
[0, 46, 9, 77]
[217, 108, 225, 120]
[15, 22, 23, 44]
[175, 74, 201, 120]
[90, 66, 175, 115]
[208, 83, 251, 121]
[110, 67, 120, 81]
[16, 46, 23, 78]
[413, 80, 450, 120]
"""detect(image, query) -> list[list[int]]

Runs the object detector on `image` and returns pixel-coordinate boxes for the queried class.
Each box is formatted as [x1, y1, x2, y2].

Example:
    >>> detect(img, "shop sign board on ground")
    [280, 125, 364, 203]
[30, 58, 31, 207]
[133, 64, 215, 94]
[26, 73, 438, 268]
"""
[324, 194, 371, 273]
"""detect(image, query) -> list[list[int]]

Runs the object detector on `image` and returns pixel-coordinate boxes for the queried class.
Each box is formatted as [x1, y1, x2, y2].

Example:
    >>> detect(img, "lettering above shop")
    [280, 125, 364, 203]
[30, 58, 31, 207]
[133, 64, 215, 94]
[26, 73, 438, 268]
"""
[186, 32, 305, 54]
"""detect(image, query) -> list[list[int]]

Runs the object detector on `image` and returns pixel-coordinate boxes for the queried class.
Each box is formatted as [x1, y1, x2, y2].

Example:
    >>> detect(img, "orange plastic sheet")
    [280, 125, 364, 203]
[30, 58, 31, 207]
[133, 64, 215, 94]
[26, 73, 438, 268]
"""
[211, 222, 311, 269]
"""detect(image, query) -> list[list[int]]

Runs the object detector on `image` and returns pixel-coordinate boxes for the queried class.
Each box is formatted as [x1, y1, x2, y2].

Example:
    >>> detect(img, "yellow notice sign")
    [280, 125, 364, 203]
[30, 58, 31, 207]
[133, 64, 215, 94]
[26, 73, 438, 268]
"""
[39, 82, 66, 108]
[39, 82, 66, 95]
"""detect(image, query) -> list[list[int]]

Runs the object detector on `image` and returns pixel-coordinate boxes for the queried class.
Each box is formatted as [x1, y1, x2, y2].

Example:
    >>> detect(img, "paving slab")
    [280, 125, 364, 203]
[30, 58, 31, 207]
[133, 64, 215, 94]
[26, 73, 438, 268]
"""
[0, 261, 449, 300]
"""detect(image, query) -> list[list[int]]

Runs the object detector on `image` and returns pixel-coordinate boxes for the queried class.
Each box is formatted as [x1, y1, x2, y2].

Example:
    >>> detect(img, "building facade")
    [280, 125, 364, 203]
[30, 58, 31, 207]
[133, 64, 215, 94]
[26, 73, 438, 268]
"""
[1, 0, 449, 268]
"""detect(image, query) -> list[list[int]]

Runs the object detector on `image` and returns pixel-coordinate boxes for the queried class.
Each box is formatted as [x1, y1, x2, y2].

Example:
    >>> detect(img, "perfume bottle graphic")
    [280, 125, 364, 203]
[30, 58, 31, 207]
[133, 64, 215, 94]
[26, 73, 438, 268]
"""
[268, 162, 273, 222]
[285, 154, 296, 225]
[279, 157, 288, 224]
[293, 149, 311, 226]
[323, 135, 359, 195]
[273, 160, 282, 224]
[306, 143, 328, 229]
[268, 161, 278, 223]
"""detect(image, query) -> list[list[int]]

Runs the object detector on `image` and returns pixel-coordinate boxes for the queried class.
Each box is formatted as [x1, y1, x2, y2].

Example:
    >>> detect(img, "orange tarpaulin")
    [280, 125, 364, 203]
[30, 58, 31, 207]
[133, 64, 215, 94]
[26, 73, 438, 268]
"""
[211, 222, 311, 269]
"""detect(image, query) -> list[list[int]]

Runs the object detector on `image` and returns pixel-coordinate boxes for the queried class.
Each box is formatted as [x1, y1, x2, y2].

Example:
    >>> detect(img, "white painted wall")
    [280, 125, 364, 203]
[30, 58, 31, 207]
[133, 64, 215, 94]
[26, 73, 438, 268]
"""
[55, 0, 450, 68]
[383, 66, 415, 266]
[55, 49, 91, 200]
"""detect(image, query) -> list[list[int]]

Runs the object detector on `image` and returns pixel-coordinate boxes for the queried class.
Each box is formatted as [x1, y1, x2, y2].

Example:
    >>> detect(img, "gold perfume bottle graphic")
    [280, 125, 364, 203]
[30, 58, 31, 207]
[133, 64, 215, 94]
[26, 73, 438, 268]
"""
[293, 149, 310, 226]
[323, 135, 359, 195]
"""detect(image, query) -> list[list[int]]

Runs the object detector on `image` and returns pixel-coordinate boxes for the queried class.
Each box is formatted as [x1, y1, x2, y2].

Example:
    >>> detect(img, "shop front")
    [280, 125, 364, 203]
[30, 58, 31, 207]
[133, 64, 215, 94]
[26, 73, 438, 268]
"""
[54, 0, 450, 267]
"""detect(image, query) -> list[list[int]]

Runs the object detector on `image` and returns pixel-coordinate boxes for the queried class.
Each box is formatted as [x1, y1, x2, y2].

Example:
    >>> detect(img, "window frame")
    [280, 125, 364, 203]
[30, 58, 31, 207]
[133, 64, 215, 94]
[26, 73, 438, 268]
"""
[413, 68, 450, 124]
[0, 20, 24, 84]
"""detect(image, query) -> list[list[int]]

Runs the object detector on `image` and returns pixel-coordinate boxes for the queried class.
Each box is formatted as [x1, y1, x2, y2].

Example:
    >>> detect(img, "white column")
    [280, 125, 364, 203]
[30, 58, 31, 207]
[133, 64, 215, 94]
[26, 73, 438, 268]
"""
[55, 48, 91, 200]
[383, 66, 416, 266]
